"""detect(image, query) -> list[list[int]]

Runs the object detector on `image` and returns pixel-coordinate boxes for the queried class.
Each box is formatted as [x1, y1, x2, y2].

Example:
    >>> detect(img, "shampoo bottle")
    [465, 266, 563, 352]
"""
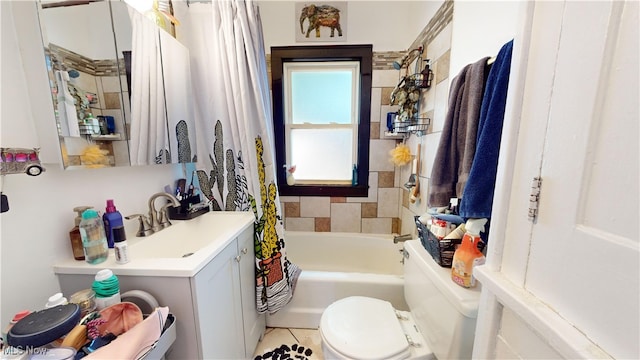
[451, 218, 487, 288]
[70, 206, 92, 260]
[103, 199, 123, 248]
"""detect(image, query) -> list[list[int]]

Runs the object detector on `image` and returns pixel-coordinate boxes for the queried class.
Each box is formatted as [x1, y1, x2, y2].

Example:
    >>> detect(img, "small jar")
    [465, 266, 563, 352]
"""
[69, 289, 97, 317]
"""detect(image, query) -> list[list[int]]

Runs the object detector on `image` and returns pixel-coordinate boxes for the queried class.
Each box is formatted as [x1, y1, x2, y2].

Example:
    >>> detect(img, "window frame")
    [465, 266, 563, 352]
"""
[271, 45, 372, 197]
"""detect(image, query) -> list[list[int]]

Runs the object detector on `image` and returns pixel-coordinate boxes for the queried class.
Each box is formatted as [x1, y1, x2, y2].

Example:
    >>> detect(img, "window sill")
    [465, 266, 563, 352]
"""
[278, 183, 369, 197]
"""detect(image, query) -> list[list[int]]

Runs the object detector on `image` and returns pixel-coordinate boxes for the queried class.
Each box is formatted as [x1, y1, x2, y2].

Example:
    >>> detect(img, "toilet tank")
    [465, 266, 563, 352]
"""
[403, 240, 481, 360]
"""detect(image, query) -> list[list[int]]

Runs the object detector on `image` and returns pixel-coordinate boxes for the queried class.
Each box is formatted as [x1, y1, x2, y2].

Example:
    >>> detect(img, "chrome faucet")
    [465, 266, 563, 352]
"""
[148, 192, 180, 232]
[393, 233, 414, 243]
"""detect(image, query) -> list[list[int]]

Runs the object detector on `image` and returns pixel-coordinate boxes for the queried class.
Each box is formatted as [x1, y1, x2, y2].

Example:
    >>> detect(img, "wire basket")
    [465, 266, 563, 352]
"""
[391, 119, 430, 135]
[414, 215, 461, 267]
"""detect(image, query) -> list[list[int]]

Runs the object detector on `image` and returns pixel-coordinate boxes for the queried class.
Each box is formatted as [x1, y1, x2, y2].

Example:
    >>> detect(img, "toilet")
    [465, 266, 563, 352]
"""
[319, 239, 481, 359]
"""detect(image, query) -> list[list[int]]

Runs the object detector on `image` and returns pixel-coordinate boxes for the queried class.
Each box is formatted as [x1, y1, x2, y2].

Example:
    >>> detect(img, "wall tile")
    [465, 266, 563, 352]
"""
[392, 218, 400, 234]
[286, 218, 315, 232]
[370, 87, 381, 122]
[436, 50, 451, 84]
[300, 196, 330, 217]
[331, 203, 362, 232]
[284, 202, 300, 217]
[362, 202, 378, 218]
[422, 80, 436, 113]
[347, 171, 378, 203]
[424, 109, 435, 135]
[370, 122, 380, 140]
[369, 139, 396, 171]
[380, 87, 394, 106]
[426, 22, 453, 63]
[315, 218, 331, 232]
[103, 92, 121, 109]
[101, 76, 121, 93]
[372, 69, 400, 88]
[432, 79, 450, 133]
[378, 171, 395, 188]
[362, 218, 391, 234]
[400, 207, 418, 236]
[424, 131, 441, 184]
[377, 188, 400, 217]
[402, 188, 410, 208]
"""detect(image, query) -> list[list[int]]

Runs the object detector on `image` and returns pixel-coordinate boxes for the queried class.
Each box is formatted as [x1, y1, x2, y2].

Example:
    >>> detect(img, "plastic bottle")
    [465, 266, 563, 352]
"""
[92, 269, 121, 310]
[79, 209, 109, 264]
[451, 218, 487, 288]
[113, 226, 130, 264]
[70, 206, 92, 261]
[103, 199, 124, 248]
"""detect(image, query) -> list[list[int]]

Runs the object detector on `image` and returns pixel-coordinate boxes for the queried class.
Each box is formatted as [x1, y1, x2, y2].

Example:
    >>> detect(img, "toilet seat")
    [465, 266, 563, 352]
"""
[319, 296, 411, 360]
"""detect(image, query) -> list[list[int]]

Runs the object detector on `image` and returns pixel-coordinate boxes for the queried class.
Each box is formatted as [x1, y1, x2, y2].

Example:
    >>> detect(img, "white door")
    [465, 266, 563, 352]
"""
[474, 1, 639, 359]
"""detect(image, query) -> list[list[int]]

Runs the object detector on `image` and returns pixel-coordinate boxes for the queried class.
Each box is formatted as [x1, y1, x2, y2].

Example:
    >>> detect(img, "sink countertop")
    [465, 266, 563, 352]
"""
[53, 211, 254, 277]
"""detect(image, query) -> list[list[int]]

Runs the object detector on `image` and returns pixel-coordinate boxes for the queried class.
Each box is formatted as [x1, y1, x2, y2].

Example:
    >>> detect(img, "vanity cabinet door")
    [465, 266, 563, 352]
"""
[191, 239, 244, 359]
[237, 227, 266, 357]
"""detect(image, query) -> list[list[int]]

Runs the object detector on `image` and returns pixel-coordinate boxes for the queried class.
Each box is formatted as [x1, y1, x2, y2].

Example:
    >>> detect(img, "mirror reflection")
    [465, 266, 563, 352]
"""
[39, 0, 196, 169]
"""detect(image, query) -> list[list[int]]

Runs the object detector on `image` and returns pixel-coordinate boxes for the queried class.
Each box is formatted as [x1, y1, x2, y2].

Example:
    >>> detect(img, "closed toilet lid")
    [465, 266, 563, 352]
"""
[320, 296, 409, 360]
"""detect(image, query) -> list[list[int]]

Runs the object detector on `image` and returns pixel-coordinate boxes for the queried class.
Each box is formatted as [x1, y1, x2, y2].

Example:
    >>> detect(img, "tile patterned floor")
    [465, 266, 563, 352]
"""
[253, 327, 324, 360]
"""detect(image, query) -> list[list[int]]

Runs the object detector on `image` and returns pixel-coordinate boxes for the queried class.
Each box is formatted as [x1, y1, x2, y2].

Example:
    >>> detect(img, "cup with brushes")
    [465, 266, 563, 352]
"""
[167, 173, 210, 220]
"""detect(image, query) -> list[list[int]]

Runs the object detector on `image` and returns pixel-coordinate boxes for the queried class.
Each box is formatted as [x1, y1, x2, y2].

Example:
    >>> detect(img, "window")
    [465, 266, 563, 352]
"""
[271, 45, 372, 197]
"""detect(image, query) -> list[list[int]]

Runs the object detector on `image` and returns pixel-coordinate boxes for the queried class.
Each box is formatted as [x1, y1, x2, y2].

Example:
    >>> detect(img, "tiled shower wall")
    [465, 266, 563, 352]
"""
[276, 1, 453, 234]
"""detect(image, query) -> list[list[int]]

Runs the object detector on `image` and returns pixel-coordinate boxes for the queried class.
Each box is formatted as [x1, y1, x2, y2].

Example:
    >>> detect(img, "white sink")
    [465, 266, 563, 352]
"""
[53, 211, 254, 277]
[129, 218, 215, 259]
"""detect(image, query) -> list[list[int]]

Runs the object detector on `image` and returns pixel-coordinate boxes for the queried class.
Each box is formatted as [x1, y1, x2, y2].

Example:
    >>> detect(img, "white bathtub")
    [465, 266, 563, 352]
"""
[266, 231, 409, 329]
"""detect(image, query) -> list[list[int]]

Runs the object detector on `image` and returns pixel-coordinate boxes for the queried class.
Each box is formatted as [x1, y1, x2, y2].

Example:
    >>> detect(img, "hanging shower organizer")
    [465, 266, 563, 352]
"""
[387, 46, 433, 139]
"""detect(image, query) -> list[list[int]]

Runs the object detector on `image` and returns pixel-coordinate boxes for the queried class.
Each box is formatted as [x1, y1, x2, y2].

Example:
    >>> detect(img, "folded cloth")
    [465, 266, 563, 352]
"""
[86, 306, 169, 360]
[460, 40, 514, 219]
[428, 56, 491, 207]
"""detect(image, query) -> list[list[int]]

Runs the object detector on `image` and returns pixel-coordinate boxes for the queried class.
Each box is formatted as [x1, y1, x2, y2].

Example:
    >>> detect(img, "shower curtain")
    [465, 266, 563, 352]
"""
[188, 0, 300, 314]
[128, 8, 170, 165]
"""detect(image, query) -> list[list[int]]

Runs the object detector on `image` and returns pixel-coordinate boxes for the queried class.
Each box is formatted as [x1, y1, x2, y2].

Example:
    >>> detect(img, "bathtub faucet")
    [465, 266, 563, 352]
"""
[393, 234, 414, 243]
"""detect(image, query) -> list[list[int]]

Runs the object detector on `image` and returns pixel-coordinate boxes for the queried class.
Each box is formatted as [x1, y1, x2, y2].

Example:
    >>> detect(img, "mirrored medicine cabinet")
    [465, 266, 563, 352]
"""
[37, 0, 197, 169]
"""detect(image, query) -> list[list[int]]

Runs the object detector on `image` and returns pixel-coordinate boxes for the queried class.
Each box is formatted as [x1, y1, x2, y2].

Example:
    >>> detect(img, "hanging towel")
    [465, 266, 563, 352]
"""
[460, 40, 514, 219]
[428, 56, 491, 207]
[55, 70, 80, 137]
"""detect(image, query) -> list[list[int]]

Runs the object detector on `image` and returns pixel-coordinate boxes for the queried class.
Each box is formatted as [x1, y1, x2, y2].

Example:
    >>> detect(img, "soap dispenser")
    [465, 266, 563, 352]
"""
[70, 206, 92, 261]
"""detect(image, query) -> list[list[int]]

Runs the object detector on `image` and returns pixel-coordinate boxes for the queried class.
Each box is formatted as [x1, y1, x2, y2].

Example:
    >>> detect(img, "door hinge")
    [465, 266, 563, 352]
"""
[528, 177, 542, 221]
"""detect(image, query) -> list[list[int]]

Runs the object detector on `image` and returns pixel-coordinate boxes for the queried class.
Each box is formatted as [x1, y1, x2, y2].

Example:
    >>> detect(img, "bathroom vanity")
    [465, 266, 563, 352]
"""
[53, 211, 264, 359]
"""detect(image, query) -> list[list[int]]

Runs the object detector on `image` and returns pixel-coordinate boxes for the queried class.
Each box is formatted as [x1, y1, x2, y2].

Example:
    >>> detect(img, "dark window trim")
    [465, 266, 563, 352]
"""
[271, 45, 372, 197]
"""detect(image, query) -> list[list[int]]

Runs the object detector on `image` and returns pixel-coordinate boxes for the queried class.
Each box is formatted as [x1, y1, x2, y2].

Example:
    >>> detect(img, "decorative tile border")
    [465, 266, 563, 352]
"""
[48, 43, 124, 76]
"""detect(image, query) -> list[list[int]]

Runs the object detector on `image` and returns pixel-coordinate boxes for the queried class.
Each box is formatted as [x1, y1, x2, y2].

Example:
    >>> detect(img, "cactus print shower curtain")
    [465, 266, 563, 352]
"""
[187, 0, 300, 314]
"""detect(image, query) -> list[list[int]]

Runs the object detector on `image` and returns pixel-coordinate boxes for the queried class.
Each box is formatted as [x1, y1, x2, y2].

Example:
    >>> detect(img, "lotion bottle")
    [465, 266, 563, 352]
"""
[70, 206, 92, 261]
[451, 218, 487, 288]
[113, 226, 129, 264]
